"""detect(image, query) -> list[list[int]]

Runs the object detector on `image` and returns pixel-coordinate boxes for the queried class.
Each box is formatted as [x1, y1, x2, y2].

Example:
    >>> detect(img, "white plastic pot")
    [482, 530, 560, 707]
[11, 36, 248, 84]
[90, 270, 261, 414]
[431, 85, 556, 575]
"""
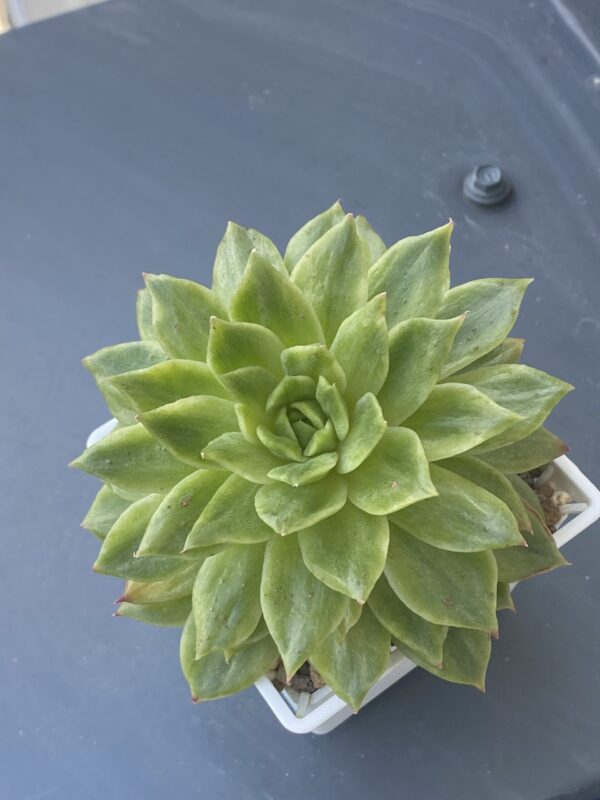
[86, 422, 600, 736]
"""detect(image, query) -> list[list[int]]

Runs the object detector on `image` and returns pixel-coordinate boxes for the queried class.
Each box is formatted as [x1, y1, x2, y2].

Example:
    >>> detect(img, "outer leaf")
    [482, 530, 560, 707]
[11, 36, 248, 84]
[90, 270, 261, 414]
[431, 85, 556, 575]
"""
[193, 544, 264, 657]
[94, 495, 188, 581]
[438, 455, 531, 532]
[378, 316, 463, 425]
[230, 250, 324, 346]
[139, 396, 238, 467]
[137, 469, 228, 557]
[385, 525, 498, 632]
[347, 427, 436, 515]
[81, 485, 131, 540]
[355, 214, 386, 264]
[316, 377, 349, 440]
[331, 294, 389, 406]
[395, 627, 491, 691]
[71, 424, 194, 498]
[145, 274, 226, 360]
[116, 596, 192, 627]
[478, 427, 568, 473]
[495, 508, 568, 582]
[456, 365, 572, 452]
[255, 472, 347, 535]
[283, 200, 345, 271]
[437, 278, 531, 376]
[212, 220, 285, 308]
[207, 317, 284, 378]
[390, 464, 525, 552]
[299, 503, 389, 602]
[507, 474, 544, 518]
[201, 432, 285, 484]
[281, 345, 347, 394]
[496, 582, 515, 611]
[185, 474, 275, 549]
[337, 393, 387, 474]
[136, 288, 154, 340]
[368, 576, 447, 665]
[122, 560, 201, 604]
[453, 337, 525, 374]
[368, 222, 452, 326]
[311, 606, 391, 711]
[268, 452, 338, 487]
[402, 383, 521, 461]
[180, 614, 279, 701]
[338, 601, 363, 635]
[291, 216, 369, 345]
[260, 535, 348, 677]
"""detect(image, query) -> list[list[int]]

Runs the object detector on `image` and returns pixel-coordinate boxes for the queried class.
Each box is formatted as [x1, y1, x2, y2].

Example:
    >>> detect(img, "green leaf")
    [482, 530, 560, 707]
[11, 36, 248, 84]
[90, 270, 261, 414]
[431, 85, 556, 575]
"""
[347, 427, 436, 515]
[438, 455, 531, 532]
[283, 200, 345, 271]
[496, 582, 515, 611]
[136, 288, 155, 340]
[71, 424, 195, 498]
[255, 472, 347, 535]
[122, 560, 201, 604]
[207, 317, 284, 379]
[378, 316, 464, 425]
[390, 464, 524, 552]
[290, 399, 325, 429]
[311, 606, 391, 711]
[368, 222, 452, 327]
[260, 535, 348, 677]
[139, 396, 238, 467]
[212, 220, 285, 308]
[437, 278, 531, 376]
[281, 345, 347, 394]
[94, 494, 188, 581]
[116, 596, 192, 627]
[185, 474, 275, 549]
[507, 474, 544, 518]
[395, 627, 491, 691]
[355, 214, 386, 264]
[256, 424, 305, 462]
[453, 337, 525, 374]
[385, 525, 498, 632]
[291, 216, 369, 345]
[316, 377, 349, 440]
[192, 543, 264, 657]
[201, 432, 285, 484]
[268, 452, 338, 487]
[455, 365, 572, 452]
[337, 393, 387, 474]
[105, 360, 230, 415]
[137, 469, 228, 557]
[81, 485, 131, 540]
[368, 576, 448, 665]
[495, 508, 568, 582]
[299, 503, 389, 602]
[338, 601, 364, 635]
[145, 274, 226, 361]
[478, 427, 568, 473]
[402, 383, 522, 461]
[180, 614, 279, 701]
[219, 366, 278, 409]
[303, 419, 337, 457]
[265, 375, 316, 414]
[230, 250, 325, 346]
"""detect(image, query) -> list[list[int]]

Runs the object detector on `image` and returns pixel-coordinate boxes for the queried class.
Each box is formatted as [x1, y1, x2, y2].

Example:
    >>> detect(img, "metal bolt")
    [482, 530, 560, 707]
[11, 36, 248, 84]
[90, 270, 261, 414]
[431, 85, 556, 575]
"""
[463, 164, 512, 207]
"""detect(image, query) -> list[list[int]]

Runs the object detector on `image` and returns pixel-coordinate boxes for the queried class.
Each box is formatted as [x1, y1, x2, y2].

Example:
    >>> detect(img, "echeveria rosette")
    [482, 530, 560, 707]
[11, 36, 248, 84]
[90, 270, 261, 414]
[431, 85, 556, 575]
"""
[73, 202, 572, 711]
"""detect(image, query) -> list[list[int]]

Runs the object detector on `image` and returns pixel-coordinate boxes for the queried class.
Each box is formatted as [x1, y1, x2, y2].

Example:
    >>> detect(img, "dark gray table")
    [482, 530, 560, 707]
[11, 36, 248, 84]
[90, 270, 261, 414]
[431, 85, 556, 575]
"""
[2, 1, 600, 798]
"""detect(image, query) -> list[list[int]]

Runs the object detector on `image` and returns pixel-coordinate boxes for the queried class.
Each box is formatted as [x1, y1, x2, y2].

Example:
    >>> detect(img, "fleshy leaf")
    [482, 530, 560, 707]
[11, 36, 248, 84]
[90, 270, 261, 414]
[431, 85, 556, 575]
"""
[283, 201, 345, 271]
[291, 215, 369, 345]
[368, 222, 452, 326]
[255, 472, 347, 535]
[507, 474, 544, 518]
[116, 596, 192, 627]
[136, 288, 154, 340]
[185, 474, 275, 549]
[71, 424, 194, 498]
[139, 396, 238, 467]
[316, 377, 349, 440]
[265, 375, 316, 414]
[496, 582, 515, 611]
[378, 316, 464, 425]
[402, 383, 521, 461]
[338, 600, 363, 635]
[230, 250, 324, 346]
[311, 606, 390, 711]
[281, 345, 347, 394]
[212, 221, 284, 308]
[390, 464, 524, 552]
[437, 278, 531, 376]
[337, 393, 387, 474]
[347, 427, 436, 514]
[385, 525, 498, 631]
[355, 214, 386, 264]
[122, 560, 200, 604]
[268, 452, 338, 487]
[299, 503, 389, 602]
[303, 419, 337, 457]
[192, 544, 264, 657]
[260, 535, 348, 677]
[219, 366, 278, 410]
[207, 317, 284, 378]
[368, 576, 447, 665]
[478, 427, 568, 473]
[495, 508, 568, 582]
[181, 614, 279, 700]
[81, 485, 131, 540]
[453, 337, 525, 374]
[201, 432, 285, 484]
[137, 469, 228, 557]
[256, 424, 305, 462]
[145, 274, 226, 360]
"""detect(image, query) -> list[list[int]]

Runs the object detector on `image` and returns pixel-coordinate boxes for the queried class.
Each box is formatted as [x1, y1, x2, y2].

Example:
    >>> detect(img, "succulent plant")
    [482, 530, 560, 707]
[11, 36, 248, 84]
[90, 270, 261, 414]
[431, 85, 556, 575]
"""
[73, 203, 572, 711]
